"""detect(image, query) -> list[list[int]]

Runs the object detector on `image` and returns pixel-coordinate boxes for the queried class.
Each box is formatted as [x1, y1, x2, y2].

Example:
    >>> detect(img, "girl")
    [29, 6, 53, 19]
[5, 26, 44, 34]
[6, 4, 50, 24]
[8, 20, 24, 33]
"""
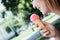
[32, 0, 60, 40]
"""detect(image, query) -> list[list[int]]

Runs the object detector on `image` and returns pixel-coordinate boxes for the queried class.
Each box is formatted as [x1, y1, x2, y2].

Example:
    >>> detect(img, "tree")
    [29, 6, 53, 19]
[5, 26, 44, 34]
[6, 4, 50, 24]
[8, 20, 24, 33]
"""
[1, 0, 43, 25]
[1, 0, 20, 15]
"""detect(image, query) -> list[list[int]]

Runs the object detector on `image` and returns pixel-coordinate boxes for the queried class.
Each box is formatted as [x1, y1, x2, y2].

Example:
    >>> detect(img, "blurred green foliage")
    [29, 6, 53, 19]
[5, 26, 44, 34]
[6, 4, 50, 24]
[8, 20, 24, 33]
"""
[1, 0, 43, 38]
[1, 0, 43, 25]
[1, 0, 20, 15]
[18, 0, 43, 24]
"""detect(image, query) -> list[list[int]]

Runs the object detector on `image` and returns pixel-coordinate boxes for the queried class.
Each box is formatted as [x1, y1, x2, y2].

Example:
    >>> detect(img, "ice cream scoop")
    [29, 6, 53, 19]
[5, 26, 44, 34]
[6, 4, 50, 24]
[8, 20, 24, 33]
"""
[30, 13, 44, 27]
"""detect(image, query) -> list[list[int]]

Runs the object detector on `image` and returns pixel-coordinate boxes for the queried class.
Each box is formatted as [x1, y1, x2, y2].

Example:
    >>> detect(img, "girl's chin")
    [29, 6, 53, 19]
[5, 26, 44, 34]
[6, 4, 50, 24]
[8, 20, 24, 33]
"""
[42, 11, 48, 15]
[41, 10, 50, 15]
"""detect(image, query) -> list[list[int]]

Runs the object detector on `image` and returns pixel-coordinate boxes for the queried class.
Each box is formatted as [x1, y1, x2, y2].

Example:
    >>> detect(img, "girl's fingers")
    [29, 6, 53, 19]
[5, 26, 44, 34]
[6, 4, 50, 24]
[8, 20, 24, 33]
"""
[40, 28, 47, 33]
[42, 21, 51, 26]
[40, 30, 50, 37]
[40, 27, 50, 36]
[42, 21, 55, 32]
[43, 31, 50, 36]
[35, 21, 56, 37]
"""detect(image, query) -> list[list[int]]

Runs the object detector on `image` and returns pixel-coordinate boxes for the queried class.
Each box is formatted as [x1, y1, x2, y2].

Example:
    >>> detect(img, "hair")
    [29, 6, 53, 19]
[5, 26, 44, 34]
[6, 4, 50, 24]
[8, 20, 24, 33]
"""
[46, 0, 60, 15]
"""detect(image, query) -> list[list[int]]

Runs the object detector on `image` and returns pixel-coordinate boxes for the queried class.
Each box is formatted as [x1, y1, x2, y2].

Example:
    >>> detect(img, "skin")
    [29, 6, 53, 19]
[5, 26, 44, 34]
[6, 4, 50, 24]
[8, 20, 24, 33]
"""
[32, 0, 59, 38]
[32, 0, 50, 14]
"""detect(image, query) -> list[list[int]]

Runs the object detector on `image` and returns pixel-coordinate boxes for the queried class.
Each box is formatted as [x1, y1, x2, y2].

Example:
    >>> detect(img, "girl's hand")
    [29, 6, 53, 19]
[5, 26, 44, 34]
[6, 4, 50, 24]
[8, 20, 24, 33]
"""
[36, 21, 56, 38]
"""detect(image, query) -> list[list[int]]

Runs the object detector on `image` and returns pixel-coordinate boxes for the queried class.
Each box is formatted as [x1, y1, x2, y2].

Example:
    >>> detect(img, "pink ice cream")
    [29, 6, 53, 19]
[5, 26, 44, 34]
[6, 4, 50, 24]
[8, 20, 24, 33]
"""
[30, 13, 44, 27]
[30, 14, 40, 22]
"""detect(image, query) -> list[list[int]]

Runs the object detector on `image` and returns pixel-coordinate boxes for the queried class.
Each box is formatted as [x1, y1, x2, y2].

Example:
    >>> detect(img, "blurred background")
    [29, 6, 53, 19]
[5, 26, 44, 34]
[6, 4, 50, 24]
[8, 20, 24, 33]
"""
[0, 0, 60, 40]
[0, 0, 43, 40]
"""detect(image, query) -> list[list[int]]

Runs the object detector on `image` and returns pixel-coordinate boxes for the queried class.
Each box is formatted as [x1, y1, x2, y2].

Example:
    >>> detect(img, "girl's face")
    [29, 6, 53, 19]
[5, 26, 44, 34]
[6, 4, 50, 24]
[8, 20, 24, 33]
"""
[32, 0, 50, 14]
